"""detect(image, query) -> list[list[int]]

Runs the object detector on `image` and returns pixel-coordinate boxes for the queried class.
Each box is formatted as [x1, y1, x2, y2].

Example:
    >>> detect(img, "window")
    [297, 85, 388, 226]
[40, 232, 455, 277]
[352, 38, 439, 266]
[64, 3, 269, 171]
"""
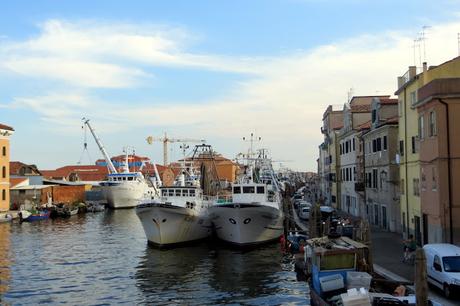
[161, 189, 167, 196]
[418, 115, 425, 139]
[1, 166, 5, 178]
[372, 139, 377, 152]
[383, 136, 387, 150]
[346, 141, 349, 153]
[1, 189, 5, 201]
[175, 189, 181, 196]
[2, 146, 5, 156]
[429, 111, 437, 136]
[189, 190, 195, 196]
[256, 186, 265, 194]
[372, 109, 377, 123]
[340, 144, 342, 155]
[410, 91, 417, 106]
[243, 186, 255, 193]
[353, 167, 356, 181]
[421, 168, 426, 191]
[413, 178, 420, 196]
[168, 189, 174, 196]
[376, 138, 382, 151]
[352, 138, 355, 151]
[233, 186, 241, 194]
[411, 136, 417, 154]
[432, 167, 437, 191]
[372, 169, 378, 189]
[182, 189, 189, 197]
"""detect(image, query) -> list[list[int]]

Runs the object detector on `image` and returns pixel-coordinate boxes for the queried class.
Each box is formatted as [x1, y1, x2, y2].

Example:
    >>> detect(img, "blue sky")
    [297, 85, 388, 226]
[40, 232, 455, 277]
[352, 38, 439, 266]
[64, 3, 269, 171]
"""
[1, 0, 460, 171]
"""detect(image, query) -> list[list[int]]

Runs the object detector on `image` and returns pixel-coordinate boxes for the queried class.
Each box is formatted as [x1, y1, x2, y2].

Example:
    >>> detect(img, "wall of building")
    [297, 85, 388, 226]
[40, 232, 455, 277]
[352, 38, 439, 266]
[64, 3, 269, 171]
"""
[0, 137, 10, 212]
[52, 186, 86, 204]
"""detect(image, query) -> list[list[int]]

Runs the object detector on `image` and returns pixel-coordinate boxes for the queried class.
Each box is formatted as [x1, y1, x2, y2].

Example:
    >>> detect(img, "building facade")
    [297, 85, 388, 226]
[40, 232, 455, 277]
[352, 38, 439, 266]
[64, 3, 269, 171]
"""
[0, 124, 14, 212]
[363, 97, 400, 232]
[319, 105, 343, 208]
[396, 57, 460, 243]
[415, 77, 460, 244]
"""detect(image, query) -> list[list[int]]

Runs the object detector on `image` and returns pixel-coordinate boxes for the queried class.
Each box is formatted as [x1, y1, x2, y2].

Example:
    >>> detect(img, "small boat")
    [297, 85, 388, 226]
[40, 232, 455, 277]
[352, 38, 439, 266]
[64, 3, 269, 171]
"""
[304, 235, 442, 306]
[19, 209, 51, 222]
[86, 202, 105, 213]
[0, 213, 13, 223]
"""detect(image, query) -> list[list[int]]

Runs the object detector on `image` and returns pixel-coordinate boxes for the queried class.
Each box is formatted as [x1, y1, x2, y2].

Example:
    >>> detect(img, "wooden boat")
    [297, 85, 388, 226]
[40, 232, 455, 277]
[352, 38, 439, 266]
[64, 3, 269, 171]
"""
[304, 235, 441, 306]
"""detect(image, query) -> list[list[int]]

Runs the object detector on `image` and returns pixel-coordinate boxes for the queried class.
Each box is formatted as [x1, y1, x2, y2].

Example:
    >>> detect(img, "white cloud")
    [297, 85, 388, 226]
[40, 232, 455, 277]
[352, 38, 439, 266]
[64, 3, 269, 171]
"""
[4, 18, 460, 170]
[0, 20, 265, 88]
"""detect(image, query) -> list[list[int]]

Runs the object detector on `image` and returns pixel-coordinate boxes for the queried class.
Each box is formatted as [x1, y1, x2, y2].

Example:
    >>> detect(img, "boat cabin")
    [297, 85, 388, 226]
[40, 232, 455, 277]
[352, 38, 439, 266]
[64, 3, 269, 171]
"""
[232, 183, 275, 203]
[107, 172, 144, 182]
[305, 236, 370, 298]
[160, 187, 199, 198]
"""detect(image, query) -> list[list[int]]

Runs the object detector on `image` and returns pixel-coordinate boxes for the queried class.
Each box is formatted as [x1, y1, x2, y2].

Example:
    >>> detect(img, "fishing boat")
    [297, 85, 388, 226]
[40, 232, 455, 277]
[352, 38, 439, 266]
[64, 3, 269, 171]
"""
[136, 145, 213, 247]
[209, 148, 284, 246]
[83, 118, 158, 209]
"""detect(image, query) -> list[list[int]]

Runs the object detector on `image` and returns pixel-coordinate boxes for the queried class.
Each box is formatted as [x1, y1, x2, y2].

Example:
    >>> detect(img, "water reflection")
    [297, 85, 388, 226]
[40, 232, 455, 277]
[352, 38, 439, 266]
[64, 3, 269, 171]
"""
[2, 210, 308, 305]
[0, 224, 11, 296]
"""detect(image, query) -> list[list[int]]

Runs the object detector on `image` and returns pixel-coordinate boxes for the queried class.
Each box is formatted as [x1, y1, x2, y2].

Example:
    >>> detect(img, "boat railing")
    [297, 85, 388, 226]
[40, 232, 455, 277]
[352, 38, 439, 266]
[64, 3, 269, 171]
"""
[214, 195, 233, 204]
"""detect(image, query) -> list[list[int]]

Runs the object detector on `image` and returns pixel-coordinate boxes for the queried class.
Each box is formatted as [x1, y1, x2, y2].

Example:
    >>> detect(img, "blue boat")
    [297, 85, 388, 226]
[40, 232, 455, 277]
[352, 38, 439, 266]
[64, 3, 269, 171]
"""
[19, 209, 51, 222]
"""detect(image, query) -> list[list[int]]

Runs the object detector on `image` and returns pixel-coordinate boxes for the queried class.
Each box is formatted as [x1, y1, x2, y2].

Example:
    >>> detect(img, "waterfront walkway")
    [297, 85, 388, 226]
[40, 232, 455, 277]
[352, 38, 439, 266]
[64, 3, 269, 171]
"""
[371, 227, 458, 306]
[371, 228, 414, 281]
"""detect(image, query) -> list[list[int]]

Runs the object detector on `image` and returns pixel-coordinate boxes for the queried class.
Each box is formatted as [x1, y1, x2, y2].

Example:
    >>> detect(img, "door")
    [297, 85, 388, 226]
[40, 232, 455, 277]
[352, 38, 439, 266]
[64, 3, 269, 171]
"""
[382, 206, 387, 230]
[423, 214, 428, 245]
[414, 216, 422, 246]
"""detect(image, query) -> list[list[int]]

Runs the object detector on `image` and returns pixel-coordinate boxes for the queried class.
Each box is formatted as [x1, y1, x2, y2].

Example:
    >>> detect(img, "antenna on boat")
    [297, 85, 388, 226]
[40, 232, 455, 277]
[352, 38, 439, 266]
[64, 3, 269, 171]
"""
[242, 133, 261, 158]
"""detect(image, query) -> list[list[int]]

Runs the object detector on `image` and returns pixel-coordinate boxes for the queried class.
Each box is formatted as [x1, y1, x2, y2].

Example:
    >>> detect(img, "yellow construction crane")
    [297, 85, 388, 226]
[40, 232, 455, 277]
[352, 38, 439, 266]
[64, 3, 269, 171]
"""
[146, 132, 206, 166]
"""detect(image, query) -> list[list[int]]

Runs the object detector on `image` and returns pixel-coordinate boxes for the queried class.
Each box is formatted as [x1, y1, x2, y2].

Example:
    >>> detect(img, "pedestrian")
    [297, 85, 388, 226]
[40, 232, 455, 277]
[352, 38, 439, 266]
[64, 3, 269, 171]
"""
[403, 234, 417, 263]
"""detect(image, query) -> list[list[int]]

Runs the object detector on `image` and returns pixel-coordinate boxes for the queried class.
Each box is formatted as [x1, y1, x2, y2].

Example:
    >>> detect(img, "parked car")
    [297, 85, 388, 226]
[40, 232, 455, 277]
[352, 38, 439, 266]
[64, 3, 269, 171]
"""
[299, 206, 311, 220]
[423, 243, 460, 298]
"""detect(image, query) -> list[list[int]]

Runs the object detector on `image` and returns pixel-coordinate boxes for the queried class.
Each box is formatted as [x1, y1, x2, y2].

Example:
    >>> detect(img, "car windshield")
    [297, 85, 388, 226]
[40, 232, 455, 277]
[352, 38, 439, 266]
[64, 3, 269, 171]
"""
[443, 256, 460, 272]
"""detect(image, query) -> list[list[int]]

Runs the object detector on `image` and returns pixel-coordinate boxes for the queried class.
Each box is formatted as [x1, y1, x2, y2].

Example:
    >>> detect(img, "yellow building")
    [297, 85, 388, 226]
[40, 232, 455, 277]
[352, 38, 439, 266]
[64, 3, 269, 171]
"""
[396, 57, 460, 244]
[0, 123, 14, 212]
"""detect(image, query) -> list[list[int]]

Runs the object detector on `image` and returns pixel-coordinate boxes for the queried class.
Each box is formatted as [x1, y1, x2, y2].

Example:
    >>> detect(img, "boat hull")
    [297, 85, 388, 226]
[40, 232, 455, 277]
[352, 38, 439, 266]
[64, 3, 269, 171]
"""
[102, 183, 149, 209]
[136, 203, 212, 247]
[209, 203, 284, 246]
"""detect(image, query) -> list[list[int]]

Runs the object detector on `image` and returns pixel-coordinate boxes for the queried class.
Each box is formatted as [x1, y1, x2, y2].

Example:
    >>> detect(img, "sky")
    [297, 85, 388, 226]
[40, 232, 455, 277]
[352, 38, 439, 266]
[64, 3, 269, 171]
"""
[1, 0, 460, 171]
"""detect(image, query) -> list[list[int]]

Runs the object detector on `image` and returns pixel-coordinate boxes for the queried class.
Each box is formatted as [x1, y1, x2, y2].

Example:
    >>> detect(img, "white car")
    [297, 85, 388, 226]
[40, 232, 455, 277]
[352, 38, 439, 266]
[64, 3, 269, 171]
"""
[423, 243, 460, 298]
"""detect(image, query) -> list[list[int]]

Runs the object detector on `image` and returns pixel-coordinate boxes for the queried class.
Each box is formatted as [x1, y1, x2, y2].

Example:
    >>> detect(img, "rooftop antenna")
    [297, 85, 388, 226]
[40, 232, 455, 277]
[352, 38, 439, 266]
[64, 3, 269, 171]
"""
[420, 25, 431, 63]
[347, 87, 354, 103]
[457, 33, 460, 56]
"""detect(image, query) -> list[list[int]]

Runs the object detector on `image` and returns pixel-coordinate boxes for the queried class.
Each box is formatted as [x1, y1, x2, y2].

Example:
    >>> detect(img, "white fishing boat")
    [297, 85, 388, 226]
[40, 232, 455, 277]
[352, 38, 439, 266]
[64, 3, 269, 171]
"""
[136, 146, 213, 247]
[209, 148, 284, 246]
[83, 118, 158, 209]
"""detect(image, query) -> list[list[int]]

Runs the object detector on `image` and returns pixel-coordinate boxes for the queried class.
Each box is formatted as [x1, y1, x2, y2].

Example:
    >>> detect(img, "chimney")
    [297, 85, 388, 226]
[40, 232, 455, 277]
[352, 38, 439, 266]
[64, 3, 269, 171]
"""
[397, 76, 405, 88]
[422, 62, 428, 84]
[408, 66, 417, 79]
[423, 62, 427, 73]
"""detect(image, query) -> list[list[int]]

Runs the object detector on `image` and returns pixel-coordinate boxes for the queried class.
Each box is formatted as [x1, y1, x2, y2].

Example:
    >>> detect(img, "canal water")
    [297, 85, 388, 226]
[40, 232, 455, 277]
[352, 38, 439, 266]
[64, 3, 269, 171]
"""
[0, 210, 309, 305]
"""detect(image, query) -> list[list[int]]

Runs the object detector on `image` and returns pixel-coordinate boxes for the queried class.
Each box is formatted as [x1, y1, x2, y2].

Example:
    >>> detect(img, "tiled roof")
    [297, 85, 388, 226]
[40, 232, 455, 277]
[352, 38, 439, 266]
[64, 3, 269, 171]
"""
[358, 120, 371, 130]
[350, 104, 371, 113]
[380, 98, 398, 105]
[10, 177, 28, 188]
[384, 116, 399, 124]
[41, 165, 109, 181]
[0, 123, 14, 131]
[9, 161, 26, 175]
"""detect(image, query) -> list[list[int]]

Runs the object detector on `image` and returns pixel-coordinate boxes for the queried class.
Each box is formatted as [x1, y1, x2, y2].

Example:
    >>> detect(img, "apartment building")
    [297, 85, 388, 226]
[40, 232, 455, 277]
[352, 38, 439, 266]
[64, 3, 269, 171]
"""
[0, 124, 14, 212]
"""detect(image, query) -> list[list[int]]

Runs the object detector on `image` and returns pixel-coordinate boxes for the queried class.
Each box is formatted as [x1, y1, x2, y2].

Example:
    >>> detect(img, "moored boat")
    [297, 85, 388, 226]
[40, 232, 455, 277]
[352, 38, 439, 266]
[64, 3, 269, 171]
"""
[209, 149, 284, 246]
[19, 209, 51, 222]
[136, 148, 213, 247]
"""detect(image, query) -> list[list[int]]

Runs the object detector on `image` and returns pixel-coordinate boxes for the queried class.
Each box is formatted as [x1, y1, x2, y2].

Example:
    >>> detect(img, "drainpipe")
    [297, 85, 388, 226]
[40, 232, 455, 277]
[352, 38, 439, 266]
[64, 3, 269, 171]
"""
[404, 88, 410, 239]
[438, 98, 453, 244]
